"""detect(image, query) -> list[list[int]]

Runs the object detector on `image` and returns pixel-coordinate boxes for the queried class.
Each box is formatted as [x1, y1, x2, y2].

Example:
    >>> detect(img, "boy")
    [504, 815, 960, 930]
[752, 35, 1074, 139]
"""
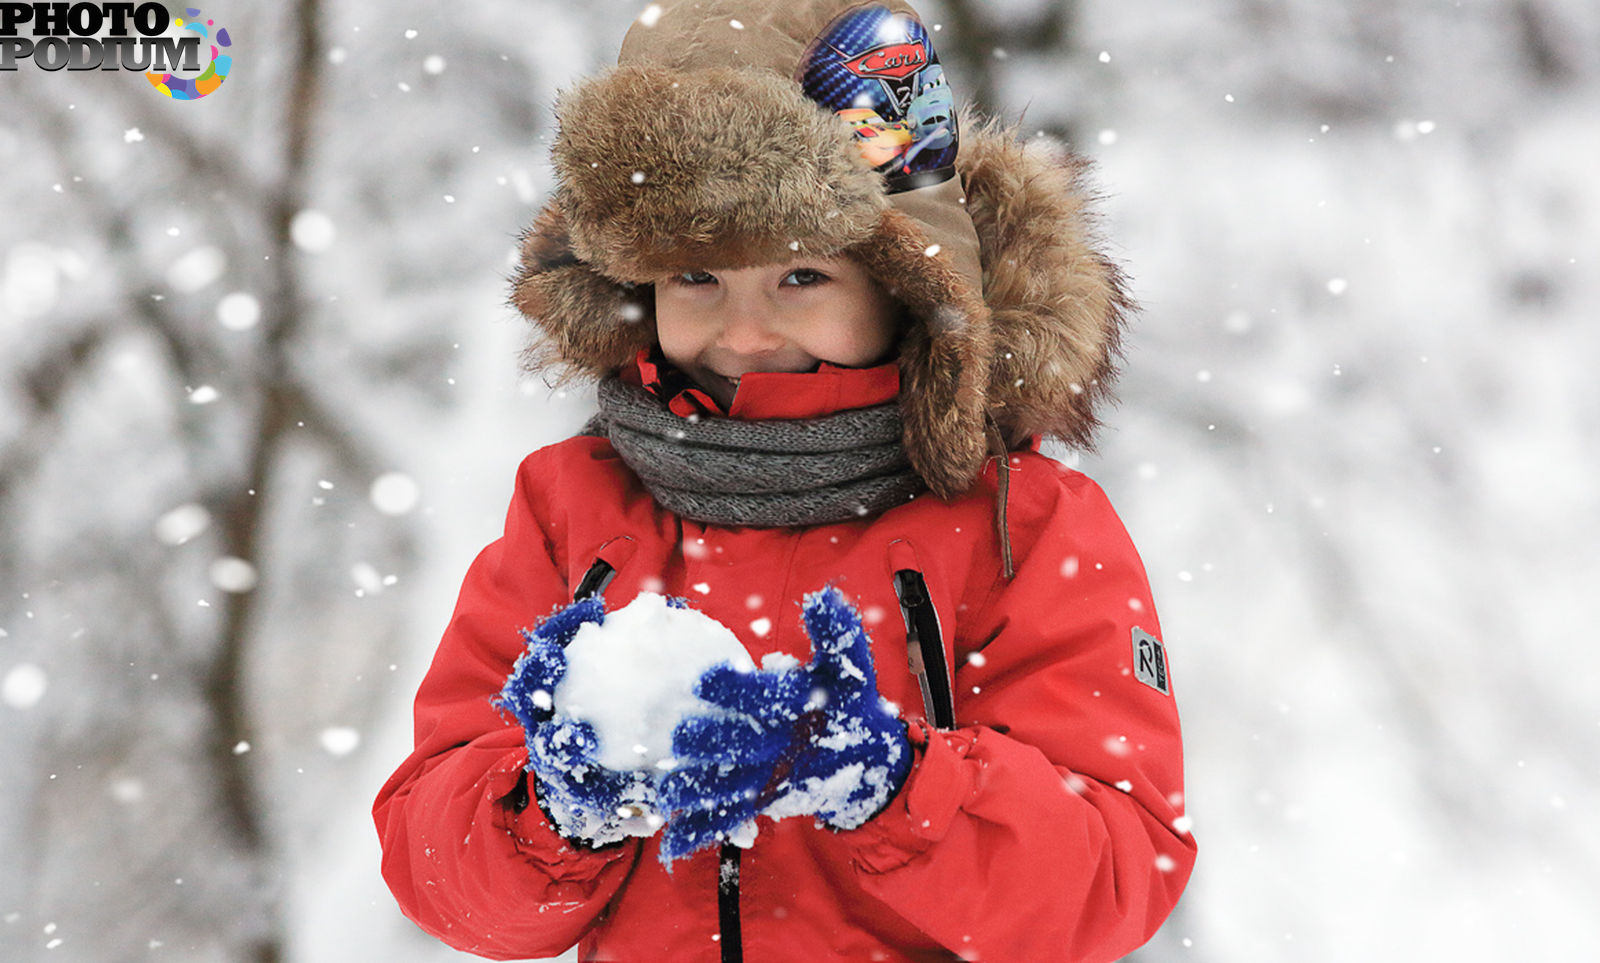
[375, 2, 1195, 960]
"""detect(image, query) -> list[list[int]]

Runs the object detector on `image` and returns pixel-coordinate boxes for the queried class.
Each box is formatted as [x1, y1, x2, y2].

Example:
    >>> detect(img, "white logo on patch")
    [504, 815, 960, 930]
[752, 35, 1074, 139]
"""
[1132, 627, 1169, 695]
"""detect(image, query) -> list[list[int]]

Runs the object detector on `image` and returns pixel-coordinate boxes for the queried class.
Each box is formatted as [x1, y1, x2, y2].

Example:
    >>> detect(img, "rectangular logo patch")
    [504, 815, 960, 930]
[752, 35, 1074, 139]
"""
[1132, 627, 1169, 695]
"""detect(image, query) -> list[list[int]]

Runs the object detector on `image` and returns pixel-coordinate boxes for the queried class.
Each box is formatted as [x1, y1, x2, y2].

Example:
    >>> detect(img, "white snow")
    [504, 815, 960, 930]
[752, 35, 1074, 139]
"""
[555, 592, 751, 772]
[319, 728, 361, 757]
[289, 210, 336, 252]
[216, 292, 260, 331]
[368, 472, 420, 515]
[209, 557, 259, 594]
[166, 247, 225, 292]
[2, 663, 48, 710]
[153, 503, 210, 545]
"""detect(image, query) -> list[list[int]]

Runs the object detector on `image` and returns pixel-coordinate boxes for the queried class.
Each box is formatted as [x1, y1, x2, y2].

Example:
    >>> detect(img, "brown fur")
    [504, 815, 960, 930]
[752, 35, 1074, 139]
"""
[510, 204, 656, 382]
[510, 77, 1131, 498]
[959, 116, 1132, 452]
[846, 209, 993, 498]
[552, 64, 886, 280]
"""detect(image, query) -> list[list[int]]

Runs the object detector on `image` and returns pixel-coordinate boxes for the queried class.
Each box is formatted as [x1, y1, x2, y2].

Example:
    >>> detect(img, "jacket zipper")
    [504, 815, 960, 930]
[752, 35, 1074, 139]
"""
[893, 569, 955, 729]
[573, 558, 617, 600]
[717, 844, 742, 963]
[577, 553, 745, 959]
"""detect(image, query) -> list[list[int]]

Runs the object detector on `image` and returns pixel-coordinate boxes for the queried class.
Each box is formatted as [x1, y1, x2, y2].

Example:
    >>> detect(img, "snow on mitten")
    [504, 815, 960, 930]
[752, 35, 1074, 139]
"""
[658, 586, 912, 863]
[494, 597, 655, 846]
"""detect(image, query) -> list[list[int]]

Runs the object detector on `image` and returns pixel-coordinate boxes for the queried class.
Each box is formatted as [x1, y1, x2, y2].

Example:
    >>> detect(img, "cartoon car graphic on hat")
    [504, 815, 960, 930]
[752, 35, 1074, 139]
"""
[835, 107, 915, 168]
[906, 65, 955, 151]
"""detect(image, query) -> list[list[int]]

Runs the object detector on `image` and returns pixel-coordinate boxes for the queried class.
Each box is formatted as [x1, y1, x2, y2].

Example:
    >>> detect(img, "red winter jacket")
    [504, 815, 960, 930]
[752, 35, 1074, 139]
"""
[374, 365, 1195, 962]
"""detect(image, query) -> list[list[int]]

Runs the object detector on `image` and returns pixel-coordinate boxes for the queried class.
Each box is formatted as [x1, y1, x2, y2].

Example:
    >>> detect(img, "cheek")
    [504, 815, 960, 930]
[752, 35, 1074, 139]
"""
[652, 301, 703, 365]
[804, 303, 899, 366]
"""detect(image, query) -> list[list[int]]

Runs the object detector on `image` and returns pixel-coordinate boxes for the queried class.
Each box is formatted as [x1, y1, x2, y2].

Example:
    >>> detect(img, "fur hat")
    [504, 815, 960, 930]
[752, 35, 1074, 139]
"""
[511, 0, 1130, 500]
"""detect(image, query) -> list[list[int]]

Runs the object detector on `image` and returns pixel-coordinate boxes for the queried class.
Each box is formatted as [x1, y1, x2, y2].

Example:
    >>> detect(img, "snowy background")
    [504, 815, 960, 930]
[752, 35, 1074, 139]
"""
[2, 0, 1596, 960]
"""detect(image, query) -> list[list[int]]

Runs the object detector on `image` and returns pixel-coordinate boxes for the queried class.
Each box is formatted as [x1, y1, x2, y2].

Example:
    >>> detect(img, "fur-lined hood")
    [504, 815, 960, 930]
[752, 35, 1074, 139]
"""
[510, 0, 1129, 500]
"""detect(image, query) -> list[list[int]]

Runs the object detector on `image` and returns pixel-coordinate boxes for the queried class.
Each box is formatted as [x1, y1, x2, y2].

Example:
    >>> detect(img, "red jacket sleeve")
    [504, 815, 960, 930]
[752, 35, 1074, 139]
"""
[841, 459, 1196, 962]
[372, 451, 640, 959]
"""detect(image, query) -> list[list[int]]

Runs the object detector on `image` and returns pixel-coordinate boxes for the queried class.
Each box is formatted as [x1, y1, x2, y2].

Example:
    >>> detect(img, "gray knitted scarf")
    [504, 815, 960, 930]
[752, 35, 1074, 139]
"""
[584, 377, 925, 527]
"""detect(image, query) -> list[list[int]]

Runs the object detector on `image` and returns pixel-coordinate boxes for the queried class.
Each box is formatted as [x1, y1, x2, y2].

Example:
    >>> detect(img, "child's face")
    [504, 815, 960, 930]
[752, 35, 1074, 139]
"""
[654, 257, 902, 408]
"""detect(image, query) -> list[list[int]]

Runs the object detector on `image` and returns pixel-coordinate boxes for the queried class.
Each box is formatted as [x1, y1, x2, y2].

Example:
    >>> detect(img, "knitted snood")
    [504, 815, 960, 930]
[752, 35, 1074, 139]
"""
[585, 378, 925, 527]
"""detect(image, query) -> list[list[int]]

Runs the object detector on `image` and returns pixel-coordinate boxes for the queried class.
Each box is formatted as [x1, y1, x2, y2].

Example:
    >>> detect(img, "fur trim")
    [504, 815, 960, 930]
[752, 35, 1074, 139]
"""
[550, 63, 886, 280]
[958, 116, 1132, 451]
[846, 209, 992, 498]
[511, 204, 655, 382]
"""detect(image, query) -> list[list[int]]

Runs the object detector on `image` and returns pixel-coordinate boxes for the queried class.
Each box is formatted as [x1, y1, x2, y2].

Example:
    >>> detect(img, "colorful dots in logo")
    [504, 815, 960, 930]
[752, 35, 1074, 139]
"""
[147, 8, 233, 100]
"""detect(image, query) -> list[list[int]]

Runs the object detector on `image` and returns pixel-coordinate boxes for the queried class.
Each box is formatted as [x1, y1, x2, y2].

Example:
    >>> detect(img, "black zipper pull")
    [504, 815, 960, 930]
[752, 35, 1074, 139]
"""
[893, 569, 955, 729]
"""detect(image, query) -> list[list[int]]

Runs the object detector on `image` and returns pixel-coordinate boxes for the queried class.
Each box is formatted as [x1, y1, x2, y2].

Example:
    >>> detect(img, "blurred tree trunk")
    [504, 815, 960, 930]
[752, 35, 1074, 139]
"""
[200, 1, 328, 959]
[1513, 0, 1579, 86]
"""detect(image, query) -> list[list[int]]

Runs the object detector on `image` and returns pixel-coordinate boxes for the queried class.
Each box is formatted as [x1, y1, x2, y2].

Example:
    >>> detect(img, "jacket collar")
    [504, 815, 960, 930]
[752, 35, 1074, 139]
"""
[621, 348, 900, 421]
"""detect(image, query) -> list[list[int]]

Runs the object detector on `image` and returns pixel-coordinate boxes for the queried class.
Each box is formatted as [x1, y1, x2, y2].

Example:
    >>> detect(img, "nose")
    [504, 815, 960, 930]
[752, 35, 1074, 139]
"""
[714, 299, 784, 356]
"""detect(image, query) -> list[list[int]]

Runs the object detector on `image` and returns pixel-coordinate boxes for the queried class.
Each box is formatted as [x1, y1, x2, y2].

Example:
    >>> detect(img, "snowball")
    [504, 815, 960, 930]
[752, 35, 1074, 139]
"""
[555, 593, 751, 772]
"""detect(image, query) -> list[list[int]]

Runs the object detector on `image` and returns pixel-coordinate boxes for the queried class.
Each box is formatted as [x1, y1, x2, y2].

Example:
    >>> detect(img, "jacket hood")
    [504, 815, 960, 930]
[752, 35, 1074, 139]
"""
[511, 0, 1130, 499]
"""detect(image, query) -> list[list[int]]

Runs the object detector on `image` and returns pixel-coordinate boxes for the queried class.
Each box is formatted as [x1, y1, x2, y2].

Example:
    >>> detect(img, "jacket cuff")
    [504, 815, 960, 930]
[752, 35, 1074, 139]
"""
[488, 753, 634, 881]
[842, 720, 981, 873]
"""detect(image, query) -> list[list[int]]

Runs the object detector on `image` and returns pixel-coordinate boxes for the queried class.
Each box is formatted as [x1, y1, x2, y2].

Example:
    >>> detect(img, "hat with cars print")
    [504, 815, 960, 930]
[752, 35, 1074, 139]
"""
[512, 0, 1132, 500]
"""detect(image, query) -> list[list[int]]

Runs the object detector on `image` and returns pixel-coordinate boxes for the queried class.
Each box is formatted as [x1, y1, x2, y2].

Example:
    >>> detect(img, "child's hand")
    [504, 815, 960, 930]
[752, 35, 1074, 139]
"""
[658, 586, 912, 863]
[495, 597, 656, 846]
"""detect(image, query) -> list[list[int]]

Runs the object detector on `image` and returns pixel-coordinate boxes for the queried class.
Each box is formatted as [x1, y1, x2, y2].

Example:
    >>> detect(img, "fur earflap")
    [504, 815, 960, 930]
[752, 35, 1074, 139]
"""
[846, 208, 992, 498]
[958, 116, 1132, 452]
[511, 204, 655, 382]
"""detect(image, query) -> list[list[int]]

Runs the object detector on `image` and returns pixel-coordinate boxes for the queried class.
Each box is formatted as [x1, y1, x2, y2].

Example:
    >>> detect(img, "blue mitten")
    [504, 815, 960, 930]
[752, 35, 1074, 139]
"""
[494, 597, 656, 846]
[658, 586, 913, 863]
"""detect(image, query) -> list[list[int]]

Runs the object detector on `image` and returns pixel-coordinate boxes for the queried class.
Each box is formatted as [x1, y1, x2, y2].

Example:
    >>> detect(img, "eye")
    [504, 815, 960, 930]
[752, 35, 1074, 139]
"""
[674, 271, 717, 286]
[781, 268, 830, 287]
